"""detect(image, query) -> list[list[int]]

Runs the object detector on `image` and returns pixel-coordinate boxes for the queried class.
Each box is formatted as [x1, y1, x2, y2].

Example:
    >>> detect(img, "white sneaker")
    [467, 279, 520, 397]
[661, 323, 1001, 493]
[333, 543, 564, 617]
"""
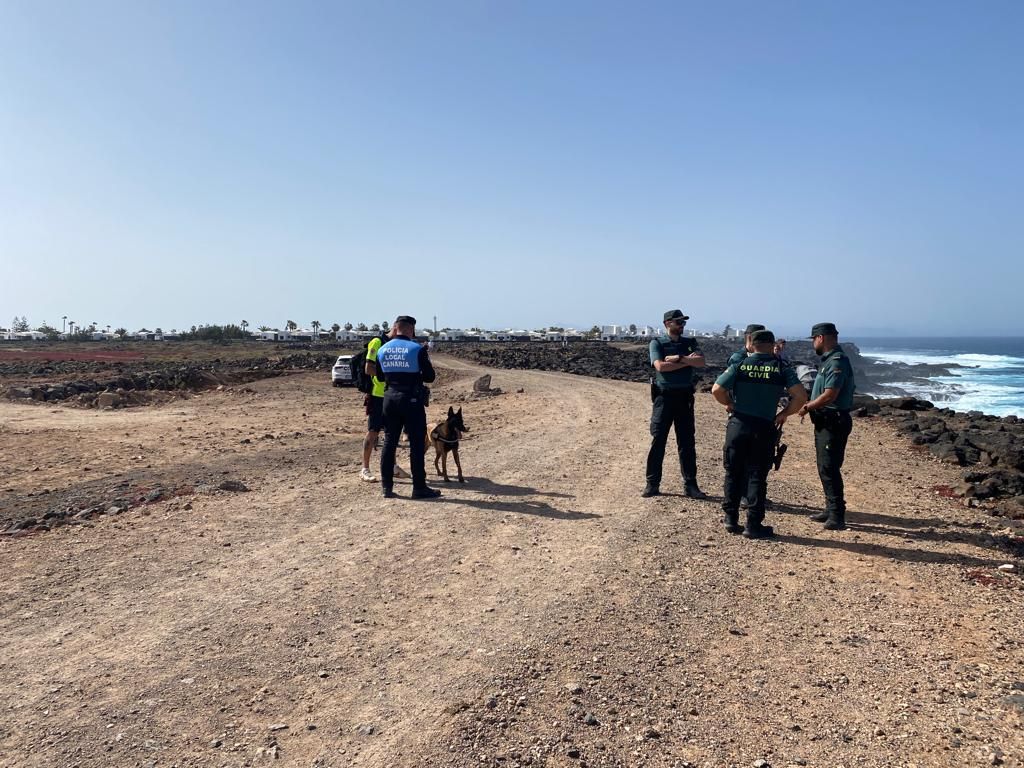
[394, 465, 410, 479]
[359, 467, 376, 482]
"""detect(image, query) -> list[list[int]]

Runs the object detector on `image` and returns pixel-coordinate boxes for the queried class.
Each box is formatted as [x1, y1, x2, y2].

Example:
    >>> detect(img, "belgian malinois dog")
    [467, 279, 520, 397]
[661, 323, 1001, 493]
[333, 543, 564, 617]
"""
[427, 406, 468, 482]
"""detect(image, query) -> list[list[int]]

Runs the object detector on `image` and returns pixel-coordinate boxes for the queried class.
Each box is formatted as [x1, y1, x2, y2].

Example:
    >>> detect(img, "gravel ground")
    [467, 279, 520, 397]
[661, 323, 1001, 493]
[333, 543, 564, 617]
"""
[1, 354, 1021, 768]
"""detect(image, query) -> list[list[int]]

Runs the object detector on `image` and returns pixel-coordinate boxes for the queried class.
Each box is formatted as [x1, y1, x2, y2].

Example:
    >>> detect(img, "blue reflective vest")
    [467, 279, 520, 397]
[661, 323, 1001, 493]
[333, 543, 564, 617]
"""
[377, 338, 422, 374]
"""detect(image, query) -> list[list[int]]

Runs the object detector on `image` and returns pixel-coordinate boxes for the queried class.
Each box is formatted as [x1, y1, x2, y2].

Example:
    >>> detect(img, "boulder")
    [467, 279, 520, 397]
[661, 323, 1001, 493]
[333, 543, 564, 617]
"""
[97, 392, 121, 408]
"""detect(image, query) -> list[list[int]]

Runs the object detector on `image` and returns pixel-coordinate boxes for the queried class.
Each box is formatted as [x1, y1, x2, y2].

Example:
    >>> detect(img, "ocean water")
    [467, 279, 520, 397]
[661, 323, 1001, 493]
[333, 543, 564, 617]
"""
[856, 337, 1024, 417]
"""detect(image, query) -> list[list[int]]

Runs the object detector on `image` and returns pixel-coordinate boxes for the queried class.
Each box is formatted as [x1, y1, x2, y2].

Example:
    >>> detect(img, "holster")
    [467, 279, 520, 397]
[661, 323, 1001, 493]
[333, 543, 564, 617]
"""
[810, 409, 842, 429]
[650, 379, 660, 403]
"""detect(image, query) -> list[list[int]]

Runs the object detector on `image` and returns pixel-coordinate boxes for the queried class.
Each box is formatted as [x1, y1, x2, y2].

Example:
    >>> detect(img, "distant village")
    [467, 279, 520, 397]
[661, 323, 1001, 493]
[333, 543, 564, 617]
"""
[2, 317, 747, 343]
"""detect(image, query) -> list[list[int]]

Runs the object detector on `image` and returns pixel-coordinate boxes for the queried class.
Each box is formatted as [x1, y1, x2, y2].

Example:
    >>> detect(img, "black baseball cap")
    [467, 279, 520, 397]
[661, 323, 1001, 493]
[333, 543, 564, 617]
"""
[743, 324, 766, 336]
[663, 309, 689, 322]
[751, 329, 776, 344]
[809, 322, 839, 338]
[395, 315, 417, 326]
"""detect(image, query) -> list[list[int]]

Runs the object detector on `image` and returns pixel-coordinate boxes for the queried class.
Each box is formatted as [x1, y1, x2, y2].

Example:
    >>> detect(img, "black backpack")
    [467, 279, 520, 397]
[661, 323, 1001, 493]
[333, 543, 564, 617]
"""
[351, 350, 372, 393]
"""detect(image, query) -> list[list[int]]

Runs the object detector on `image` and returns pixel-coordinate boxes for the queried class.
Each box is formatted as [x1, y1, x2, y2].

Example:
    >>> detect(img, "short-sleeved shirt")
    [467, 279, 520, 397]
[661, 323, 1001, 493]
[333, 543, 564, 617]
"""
[650, 335, 702, 391]
[715, 353, 800, 422]
[812, 346, 855, 411]
[727, 349, 748, 367]
[365, 337, 387, 398]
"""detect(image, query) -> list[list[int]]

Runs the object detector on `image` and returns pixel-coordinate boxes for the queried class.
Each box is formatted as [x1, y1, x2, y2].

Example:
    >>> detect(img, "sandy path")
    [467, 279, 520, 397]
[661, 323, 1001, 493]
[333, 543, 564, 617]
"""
[1, 356, 1021, 768]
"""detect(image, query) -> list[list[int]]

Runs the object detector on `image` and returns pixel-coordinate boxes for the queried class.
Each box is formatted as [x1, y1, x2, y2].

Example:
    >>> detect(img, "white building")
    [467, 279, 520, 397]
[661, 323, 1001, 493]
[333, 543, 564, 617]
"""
[258, 330, 291, 341]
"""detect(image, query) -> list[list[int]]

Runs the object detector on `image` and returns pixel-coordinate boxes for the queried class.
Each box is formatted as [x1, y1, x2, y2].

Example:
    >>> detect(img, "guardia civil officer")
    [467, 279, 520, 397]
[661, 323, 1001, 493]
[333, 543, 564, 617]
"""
[643, 309, 707, 499]
[726, 324, 766, 367]
[374, 315, 440, 499]
[797, 322, 855, 530]
[712, 330, 807, 538]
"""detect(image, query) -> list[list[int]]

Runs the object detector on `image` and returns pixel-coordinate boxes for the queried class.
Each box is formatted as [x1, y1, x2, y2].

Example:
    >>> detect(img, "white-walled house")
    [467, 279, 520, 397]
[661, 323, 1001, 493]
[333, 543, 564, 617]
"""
[258, 330, 291, 341]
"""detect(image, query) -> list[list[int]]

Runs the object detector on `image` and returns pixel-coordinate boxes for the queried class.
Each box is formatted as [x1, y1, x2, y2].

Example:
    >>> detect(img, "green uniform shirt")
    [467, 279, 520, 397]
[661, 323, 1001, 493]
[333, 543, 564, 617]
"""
[811, 346, 855, 411]
[650, 336, 702, 391]
[716, 352, 800, 422]
[727, 349, 747, 367]
[365, 337, 387, 398]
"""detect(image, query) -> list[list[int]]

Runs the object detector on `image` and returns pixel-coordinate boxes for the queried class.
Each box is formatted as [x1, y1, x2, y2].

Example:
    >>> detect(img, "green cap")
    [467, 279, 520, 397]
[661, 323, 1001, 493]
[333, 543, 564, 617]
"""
[809, 322, 838, 338]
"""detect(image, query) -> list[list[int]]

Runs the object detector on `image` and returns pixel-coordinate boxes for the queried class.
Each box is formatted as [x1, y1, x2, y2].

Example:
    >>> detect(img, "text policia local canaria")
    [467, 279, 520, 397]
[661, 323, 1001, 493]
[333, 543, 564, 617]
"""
[381, 350, 413, 368]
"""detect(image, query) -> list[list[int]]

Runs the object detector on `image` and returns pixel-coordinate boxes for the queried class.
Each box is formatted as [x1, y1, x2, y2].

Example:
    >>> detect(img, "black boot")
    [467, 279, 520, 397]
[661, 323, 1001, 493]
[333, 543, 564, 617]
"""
[743, 522, 775, 539]
[641, 484, 660, 498]
[684, 483, 708, 500]
[743, 511, 774, 539]
[723, 510, 743, 535]
[824, 511, 846, 530]
[411, 486, 442, 500]
[808, 510, 829, 522]
[382, 487, 396, 499]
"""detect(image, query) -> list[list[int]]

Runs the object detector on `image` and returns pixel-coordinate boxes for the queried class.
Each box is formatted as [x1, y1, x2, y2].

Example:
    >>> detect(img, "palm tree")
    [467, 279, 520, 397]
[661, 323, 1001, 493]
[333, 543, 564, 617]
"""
[62, 315, 67, 333]
[344, 322, 353, 331]
[286, 320, 297, 331]
[331, 323, 340, 334]
[311, 320, 321, 342]
[241, 320, 249, 334]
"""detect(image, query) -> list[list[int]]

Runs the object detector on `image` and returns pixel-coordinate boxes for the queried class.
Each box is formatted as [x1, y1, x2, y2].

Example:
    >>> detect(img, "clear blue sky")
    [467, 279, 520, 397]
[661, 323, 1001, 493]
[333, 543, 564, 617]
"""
[2, 1, 1021, 337]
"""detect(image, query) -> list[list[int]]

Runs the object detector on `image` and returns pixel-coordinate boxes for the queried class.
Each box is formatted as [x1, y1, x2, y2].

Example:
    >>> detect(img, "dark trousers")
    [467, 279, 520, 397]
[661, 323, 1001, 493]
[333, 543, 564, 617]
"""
[380, 390, 428, 490]
[645, 389, 698, 487]
[813, 410, 853, 514]
[722, 414, 776, 522]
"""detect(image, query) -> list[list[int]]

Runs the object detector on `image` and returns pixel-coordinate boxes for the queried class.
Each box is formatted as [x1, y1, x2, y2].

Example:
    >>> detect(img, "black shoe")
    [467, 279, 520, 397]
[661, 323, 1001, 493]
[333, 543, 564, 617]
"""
[724, 514, 743, 534]
[641, 485, 660, 498]
[382, 487, 396, 499]
[411, 487, 442, 500]
[824, 515, 846, 531]
[743, 523, 775, 539]
[808, 511, 829, 522]
[739, 498, 750, 509]
[684, 485, 708, 500]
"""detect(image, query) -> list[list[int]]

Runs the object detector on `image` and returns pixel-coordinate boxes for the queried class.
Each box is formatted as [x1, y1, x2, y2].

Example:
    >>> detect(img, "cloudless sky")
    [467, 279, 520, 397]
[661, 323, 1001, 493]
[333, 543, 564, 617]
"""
[1, 0, 1021, 337]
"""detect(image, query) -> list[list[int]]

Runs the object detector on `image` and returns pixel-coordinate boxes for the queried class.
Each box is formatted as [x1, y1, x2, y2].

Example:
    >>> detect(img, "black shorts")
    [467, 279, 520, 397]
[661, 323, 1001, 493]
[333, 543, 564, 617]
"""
[367, 396, 385, 432]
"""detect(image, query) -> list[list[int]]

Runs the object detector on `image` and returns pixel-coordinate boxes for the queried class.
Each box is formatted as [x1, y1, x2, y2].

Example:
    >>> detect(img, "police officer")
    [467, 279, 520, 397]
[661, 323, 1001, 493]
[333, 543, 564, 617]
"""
[712, 330, 807, 538]
[374, 315, 440, 499]
[643, 309, 707, 499]
[727, 324, 766, 367]
[797, 322, 855, 530]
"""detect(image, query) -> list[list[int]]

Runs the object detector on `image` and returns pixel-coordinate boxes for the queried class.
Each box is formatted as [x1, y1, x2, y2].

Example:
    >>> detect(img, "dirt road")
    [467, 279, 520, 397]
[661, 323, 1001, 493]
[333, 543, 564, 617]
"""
[1, 356, 1022, 767]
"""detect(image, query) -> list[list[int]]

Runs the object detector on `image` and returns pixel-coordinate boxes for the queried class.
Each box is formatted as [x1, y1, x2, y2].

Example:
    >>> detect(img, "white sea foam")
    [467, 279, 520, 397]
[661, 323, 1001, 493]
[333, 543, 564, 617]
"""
[862, 349, 1024, 370]
[864, 347, 1024, 416]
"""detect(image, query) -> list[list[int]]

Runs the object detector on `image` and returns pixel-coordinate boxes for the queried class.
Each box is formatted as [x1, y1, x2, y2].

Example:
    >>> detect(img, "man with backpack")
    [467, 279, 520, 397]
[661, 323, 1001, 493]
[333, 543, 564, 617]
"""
[358, 325, 409, 482]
